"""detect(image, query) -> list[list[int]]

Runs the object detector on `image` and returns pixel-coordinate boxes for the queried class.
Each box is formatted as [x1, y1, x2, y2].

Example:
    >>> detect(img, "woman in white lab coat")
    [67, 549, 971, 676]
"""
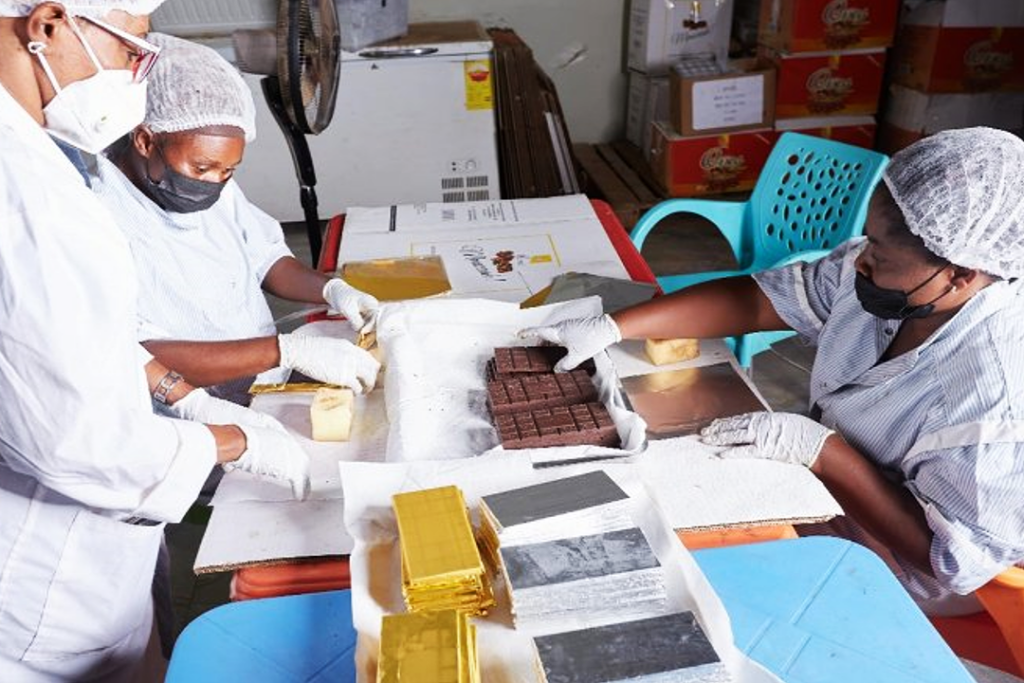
[0, 3, 311, 680]
[92, 33, 382, 406]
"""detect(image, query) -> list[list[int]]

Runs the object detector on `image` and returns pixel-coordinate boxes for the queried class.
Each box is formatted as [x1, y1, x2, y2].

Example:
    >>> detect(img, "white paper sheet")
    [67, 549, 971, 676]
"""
[339, 222, 630, 303]
[374, 297, 646, 464]
[339, 456, 782, 683]
[343, 194, 597, 235]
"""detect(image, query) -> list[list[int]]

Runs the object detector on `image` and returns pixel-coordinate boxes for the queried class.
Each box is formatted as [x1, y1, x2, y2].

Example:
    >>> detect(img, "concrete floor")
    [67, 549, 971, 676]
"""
[165, 214, 1015, 683]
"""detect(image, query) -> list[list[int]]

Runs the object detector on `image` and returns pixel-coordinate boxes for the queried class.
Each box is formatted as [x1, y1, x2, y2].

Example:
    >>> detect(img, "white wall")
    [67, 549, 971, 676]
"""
[409, 0, 628, 143]
[152, 0, 629, 144]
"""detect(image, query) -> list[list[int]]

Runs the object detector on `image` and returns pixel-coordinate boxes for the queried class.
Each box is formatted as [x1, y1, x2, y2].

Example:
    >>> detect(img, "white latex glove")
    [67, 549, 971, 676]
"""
[168, 388, 288, 433]
[518, 314, 622, 372]
[227, 425, 311, 500]
[278, 333, 380, 393]
[323, 278, 379, 333]
[700, 411, 834, 468]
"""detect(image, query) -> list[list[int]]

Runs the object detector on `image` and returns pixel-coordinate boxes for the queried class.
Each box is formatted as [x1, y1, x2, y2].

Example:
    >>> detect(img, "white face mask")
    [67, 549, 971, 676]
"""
[29, 16, 148, 155]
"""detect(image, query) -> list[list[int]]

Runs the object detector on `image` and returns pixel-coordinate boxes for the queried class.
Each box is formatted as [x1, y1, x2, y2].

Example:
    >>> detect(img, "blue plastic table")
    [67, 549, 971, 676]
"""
[166, 537, 973, 682]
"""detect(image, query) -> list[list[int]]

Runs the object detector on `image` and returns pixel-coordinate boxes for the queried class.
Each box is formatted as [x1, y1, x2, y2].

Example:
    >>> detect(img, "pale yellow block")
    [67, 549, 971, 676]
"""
[310, 387, 354, 441]
[644, 338, 700, 365]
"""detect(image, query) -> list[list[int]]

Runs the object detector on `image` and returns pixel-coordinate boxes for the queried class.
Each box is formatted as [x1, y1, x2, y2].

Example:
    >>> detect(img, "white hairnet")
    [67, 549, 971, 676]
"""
[883, 127, 1024, 279]
[144, 32, 256, 142]
[0, 0, 165, 17]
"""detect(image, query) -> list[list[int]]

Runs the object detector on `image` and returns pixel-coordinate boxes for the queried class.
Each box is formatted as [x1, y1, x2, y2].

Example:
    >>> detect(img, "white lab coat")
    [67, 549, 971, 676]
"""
[0, 84, 218, 681]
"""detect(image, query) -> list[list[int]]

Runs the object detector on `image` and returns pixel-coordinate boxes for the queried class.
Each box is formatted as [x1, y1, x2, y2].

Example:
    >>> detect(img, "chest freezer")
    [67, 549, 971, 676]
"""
[234, 21, 501, 221]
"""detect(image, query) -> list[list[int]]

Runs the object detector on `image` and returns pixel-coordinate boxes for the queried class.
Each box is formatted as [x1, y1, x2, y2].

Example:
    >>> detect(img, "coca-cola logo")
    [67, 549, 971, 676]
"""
[700, 147, 745, 174]
[965, 40, 1014, 74]
[822, 0, 869, 27]
[807, 68, 853, 96]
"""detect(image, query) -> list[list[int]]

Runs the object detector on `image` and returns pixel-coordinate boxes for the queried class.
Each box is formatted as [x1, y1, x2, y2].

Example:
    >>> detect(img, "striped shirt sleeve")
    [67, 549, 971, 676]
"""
[753, 238, 864, 345]
[225, 181, 294, 283]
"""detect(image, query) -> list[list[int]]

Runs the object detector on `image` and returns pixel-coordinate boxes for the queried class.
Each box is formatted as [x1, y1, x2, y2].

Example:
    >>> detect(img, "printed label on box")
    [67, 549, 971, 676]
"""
[692, 74, 765, 131]
[464, 59, 493, 111]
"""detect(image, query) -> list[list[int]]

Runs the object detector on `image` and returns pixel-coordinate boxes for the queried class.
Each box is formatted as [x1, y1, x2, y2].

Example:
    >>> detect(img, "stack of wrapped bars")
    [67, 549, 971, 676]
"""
[392, 486, 495, 615]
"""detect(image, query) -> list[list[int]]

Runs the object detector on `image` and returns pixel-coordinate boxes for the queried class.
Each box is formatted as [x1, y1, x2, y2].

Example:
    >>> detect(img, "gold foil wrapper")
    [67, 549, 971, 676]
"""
[393, 486, 494, 616]
[377, 609, 480, 683]
[341, 256, 451, 302]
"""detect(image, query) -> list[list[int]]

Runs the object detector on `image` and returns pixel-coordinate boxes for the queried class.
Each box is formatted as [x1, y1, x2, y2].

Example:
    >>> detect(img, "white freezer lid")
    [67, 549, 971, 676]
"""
[340, 20, 492, 62]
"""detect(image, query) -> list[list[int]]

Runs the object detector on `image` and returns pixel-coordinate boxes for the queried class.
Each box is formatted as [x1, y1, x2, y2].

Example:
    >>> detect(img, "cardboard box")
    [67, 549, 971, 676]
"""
[890, 0, 1024, 93]
[774, 115, 877, 149]
[877, 83, 1024, 153]
[669, 59, 777, 136]
[766, 47, 887, 117]
[759, 0, 900, 52]
[626, 71, 670, 157]
[627, 0, 734, 74]
[649, 122, 775, 196]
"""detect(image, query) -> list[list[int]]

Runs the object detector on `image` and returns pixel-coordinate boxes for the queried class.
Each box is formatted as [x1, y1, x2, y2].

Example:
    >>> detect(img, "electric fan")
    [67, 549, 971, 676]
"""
[234, 0, 341, 266]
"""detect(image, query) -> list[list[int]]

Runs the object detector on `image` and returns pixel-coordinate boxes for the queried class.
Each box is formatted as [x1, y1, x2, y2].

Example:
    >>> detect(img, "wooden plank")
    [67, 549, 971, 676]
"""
[610, 140, 666, 202]
[596, 144, 659, 207]
[573, 144, 637, 212]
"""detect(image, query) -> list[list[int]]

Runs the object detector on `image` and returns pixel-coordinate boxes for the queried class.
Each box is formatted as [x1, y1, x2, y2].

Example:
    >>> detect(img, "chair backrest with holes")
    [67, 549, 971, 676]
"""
[747, 132, 887, 270]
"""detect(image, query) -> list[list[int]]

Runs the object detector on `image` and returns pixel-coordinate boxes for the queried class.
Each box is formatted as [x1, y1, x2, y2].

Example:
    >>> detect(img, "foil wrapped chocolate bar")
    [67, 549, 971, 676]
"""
[494, 403, 619, 450]
[487, 370, 598, 416]
[532, 611, 731, 683]
[499, 527, 668, 632]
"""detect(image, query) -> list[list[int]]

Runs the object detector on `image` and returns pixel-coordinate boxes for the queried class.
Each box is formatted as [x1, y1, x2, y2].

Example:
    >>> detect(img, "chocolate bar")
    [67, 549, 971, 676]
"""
[488, 347, 595, 379]
[495, 403, 619, 450]
[487, 370, 598, 416]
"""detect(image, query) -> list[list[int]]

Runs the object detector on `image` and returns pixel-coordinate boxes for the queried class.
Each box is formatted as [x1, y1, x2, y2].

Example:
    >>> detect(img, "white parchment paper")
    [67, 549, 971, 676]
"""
[339, 455, 782, 683]
[374, 297, 647, 464]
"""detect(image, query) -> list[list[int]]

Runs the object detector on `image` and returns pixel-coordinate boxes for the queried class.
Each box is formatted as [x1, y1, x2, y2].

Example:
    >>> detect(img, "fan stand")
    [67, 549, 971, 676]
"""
[261, 75, 324, 267]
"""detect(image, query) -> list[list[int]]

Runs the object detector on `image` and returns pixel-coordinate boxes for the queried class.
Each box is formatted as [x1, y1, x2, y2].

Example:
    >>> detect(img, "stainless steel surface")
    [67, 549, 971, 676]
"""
[621, 362, 766, 439]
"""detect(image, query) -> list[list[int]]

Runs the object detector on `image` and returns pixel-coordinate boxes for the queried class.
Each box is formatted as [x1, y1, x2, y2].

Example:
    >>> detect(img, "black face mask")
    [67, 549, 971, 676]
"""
[144, 147, 226, 214]
[854, 266, 952, 320]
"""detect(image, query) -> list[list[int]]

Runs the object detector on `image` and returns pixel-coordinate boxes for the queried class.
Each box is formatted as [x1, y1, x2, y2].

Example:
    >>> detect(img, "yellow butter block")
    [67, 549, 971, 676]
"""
[644, 338, 700, 365]
[310, 387, 354, 441]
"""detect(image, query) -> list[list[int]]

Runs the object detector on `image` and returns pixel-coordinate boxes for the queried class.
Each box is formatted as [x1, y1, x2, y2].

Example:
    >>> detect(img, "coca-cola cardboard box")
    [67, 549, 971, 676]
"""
[759, 0, 900, 52]
[649, 122, 775, 196]
[890, 0, 1024, 93]
[766, 48, 887, 118]
[877, 83, 1024, 154]
[774, 115, 877, 149]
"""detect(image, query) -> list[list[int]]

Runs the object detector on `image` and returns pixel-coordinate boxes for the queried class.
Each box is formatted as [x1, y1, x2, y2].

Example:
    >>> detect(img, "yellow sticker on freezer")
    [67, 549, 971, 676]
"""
[464, 59, 493, 111]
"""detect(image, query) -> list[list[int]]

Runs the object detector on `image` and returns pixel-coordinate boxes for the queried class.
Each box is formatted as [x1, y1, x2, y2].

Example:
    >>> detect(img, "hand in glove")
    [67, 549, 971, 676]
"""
[278, 333, 380, 393]
[228, 425, 311, 500]
[169, 388, 288, 433]
[517, 314, 622, 372]
[700, 411, 834, 468]
[323, 278, 380, 333]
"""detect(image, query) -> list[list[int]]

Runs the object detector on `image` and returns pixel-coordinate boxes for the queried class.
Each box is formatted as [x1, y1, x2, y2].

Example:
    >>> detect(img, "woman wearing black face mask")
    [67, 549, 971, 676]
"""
[518, 127, 1024, 618]
[92, 33, 381, 411]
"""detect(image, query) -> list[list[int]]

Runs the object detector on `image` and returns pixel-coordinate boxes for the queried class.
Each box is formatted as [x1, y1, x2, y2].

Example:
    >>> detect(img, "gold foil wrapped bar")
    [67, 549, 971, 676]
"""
[377, 609, 480, 683]
[393, 486, 494, 615]
[341, 255, 451, 302]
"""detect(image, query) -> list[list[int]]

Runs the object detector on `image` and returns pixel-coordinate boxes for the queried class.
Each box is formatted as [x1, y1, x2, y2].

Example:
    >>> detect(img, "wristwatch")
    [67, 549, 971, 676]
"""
[153, 370, 184, 405]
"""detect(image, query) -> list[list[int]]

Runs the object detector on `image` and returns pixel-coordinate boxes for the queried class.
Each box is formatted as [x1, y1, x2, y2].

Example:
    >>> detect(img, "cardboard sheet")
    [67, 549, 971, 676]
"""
[339, 456, 782, 683]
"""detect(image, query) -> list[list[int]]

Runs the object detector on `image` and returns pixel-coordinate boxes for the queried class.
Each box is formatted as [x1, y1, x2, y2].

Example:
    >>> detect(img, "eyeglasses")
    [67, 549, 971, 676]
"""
[70, 14, 162, 83]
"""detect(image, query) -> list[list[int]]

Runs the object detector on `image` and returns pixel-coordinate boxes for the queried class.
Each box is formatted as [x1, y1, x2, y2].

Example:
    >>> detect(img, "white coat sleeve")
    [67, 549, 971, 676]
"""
[0, 180, 218, 523]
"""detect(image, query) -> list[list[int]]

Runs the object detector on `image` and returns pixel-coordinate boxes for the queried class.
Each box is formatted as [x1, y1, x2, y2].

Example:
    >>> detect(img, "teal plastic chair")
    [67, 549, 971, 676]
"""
[630, 132, 888, 368]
